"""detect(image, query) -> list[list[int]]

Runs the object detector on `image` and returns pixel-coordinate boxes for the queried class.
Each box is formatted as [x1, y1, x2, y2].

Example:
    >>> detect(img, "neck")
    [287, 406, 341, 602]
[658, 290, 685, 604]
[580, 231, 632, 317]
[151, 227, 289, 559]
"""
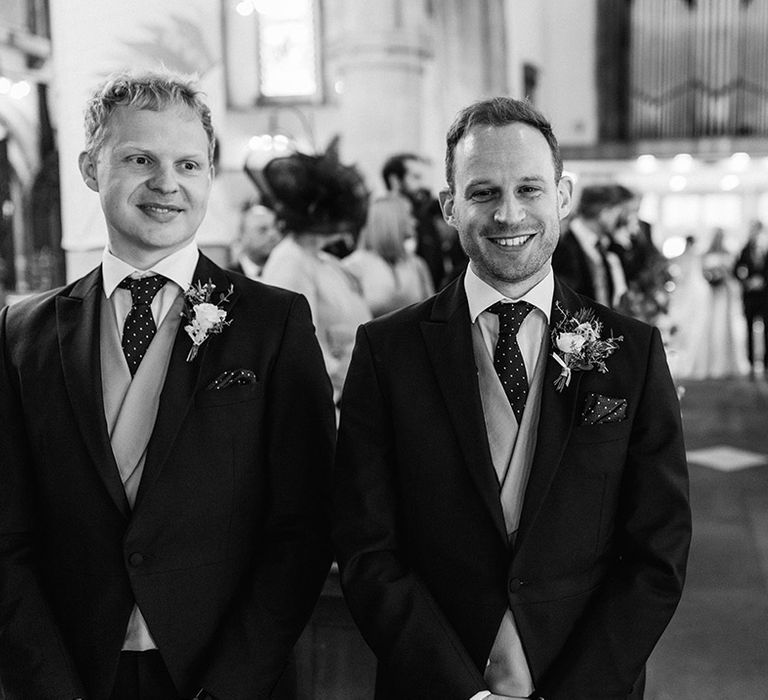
[473, 262, 550, 300]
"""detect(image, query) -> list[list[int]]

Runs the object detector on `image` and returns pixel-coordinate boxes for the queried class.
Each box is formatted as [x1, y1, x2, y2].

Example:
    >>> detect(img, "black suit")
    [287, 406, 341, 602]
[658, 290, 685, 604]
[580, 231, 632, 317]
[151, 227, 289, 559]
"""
[333, 275, 691, 699]
[0, 254, 335, 699]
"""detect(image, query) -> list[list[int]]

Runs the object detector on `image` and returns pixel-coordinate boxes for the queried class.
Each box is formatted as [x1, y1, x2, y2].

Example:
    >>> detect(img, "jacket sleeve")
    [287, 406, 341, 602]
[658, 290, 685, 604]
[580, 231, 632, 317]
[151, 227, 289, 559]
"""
[199, 294, 336, 699]
[333, 324, 488, 700]
[537, 327, 692, 699]
[0, 305, 86, 699]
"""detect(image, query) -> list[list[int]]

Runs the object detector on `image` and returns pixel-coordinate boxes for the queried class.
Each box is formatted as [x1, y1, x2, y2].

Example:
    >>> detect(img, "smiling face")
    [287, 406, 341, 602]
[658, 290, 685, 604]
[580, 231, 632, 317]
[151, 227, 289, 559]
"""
[78, 104, 213, 268]
[439, 122, 572, 297]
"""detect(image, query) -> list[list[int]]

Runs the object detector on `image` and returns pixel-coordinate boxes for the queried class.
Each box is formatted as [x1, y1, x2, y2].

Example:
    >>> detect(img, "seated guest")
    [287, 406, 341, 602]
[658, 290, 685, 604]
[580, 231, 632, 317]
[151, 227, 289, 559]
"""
[228, 200, 281, 279]
[343, 195, 434, 317]
[256, 139, 373, 404]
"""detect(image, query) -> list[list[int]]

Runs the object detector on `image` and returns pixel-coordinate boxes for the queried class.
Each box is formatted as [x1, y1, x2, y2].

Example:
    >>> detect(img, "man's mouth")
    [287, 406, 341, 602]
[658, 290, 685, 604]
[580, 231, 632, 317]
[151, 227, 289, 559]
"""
[138, 204, 182, 215]
[489, 234, 533, 248]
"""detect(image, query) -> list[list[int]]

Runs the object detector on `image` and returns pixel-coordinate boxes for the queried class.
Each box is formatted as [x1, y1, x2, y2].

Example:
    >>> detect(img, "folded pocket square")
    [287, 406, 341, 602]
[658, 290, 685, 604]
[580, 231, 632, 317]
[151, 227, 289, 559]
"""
[206, 369, 258, 391]
[580, 393, 627, 425]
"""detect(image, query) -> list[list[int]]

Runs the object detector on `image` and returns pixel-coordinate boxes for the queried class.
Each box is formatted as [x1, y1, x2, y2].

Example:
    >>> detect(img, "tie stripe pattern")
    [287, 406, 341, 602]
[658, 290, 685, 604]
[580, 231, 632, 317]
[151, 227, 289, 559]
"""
[118, 275, 167, 375]
[488, 300, 534, 422]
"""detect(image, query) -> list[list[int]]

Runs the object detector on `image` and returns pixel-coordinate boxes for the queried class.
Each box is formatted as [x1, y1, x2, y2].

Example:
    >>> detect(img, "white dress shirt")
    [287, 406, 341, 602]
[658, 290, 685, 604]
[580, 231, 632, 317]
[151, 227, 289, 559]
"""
[101, 240, 200, 329]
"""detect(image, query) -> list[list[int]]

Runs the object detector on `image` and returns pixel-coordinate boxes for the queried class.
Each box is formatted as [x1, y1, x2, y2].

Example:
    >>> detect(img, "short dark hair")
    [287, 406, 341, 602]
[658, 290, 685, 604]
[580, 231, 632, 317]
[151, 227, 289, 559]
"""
[578, 184, 633, 219]
[444, 97, 562, 192]
[381, 153, 422, 191]
[83, 70, 215, 164]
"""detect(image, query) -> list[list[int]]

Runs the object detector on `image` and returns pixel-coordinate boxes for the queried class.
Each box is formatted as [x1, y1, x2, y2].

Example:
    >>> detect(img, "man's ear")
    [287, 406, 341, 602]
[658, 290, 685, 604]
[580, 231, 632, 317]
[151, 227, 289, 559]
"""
[78, 151, 99, 193]
[438, 189, 456, 226]
[557, 174, 574, 220]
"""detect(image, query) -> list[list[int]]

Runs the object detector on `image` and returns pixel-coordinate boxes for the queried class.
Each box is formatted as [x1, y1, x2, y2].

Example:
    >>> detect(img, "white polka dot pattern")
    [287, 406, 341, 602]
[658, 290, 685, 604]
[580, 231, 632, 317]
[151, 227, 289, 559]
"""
[488, 300, 533, 422]
[118, 275, 168, 376]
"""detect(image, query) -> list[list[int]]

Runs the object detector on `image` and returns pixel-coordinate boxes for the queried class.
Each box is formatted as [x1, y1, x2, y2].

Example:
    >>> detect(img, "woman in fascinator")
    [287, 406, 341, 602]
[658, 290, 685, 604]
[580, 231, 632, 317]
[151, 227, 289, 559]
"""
[250, 138, 372, 404]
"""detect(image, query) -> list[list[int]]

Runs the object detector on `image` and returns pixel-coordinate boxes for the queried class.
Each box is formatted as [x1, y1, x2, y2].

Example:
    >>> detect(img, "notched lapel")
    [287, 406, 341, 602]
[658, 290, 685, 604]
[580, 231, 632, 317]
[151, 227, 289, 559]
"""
[516, 282, 585, 550]
[57, 268, 130, 518]
[137, 256, 241, 507]
[421, 281, 507, 544]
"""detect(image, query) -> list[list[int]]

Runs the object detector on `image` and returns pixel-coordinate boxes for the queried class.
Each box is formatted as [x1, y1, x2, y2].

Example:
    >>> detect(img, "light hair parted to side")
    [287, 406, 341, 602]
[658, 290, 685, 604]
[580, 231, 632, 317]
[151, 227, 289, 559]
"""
[83, 69, 215, 164]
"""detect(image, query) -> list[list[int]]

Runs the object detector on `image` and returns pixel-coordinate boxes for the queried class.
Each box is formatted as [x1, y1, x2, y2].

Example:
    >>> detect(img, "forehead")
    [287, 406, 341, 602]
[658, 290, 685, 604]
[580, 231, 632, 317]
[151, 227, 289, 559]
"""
[454, 122, 555, 183]
[102, 105, 209, 156]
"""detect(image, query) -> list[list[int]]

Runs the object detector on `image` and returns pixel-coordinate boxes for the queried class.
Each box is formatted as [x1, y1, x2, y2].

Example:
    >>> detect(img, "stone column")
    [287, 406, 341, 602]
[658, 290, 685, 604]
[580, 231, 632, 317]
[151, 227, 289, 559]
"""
[325, 0, 433, 195]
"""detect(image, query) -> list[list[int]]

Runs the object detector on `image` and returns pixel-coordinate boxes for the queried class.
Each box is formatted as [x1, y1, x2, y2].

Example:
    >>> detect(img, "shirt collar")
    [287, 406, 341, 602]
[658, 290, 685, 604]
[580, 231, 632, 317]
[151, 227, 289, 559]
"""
[101, 240, 200, 298]
[464, 263, 553, 325]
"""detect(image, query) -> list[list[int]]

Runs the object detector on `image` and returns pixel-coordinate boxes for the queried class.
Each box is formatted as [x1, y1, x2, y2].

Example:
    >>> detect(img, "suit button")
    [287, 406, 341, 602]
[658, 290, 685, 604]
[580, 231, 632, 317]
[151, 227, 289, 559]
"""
[508, 577, 525, 591]
[128, 552, 144, 567]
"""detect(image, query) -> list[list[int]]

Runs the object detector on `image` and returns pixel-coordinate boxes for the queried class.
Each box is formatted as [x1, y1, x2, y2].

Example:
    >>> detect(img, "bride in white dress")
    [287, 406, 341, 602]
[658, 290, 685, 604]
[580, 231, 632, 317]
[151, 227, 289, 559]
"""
[674, 228, 749, 379]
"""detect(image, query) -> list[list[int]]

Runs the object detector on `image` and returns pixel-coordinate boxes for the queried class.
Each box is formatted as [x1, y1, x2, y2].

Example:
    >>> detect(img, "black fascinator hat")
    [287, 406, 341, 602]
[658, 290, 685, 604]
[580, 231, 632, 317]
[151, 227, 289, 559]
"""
[245, 136, 369, 236]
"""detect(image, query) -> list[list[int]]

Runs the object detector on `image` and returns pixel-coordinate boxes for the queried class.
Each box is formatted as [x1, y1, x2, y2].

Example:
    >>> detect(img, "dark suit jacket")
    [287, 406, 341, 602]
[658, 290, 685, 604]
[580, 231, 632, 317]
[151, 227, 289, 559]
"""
[333, 275, 691, 700]
[552, 227, 601, 302]
[0, 254, 335, 699]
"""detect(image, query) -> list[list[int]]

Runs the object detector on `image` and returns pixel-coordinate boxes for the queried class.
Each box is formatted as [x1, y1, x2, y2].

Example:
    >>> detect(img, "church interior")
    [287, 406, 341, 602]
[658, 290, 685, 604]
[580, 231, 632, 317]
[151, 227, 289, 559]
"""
[1, 1, 767, 697]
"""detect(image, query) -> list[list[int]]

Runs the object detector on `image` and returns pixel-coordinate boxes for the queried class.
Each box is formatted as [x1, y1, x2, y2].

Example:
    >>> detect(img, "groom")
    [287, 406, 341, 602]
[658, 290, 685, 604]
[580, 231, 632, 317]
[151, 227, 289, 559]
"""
[0, 71, 335, 699]
[333, 97, 691, 700]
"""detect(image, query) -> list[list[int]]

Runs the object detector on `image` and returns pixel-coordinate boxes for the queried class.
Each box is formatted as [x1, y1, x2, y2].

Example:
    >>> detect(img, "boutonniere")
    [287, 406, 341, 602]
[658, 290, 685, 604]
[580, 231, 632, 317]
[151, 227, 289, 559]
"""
[181, 279, 233, 362]
[550, 302, 623, 392]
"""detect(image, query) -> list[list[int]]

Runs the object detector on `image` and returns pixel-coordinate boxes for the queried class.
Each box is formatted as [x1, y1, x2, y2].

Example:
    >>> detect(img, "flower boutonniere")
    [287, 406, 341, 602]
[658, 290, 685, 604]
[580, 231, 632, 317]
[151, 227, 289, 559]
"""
[181, 279, 234, 362]
[550, 302, 623, 392]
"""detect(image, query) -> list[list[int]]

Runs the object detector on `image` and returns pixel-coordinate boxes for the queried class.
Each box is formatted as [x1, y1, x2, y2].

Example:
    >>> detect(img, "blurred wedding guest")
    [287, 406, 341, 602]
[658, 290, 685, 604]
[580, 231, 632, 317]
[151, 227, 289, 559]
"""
[0, 69, 334, 700]
[382, 152, 445, 289]
[609, 185, 672, 326]
[427, 198, 469, 289]
[683, 227, 748, 378]
[343, 195, 434, 317]
[228, 200, 282, 279]
[257, 139, 372, 403]
[734, 220, 768, 376]
[552, 183, 628, 308]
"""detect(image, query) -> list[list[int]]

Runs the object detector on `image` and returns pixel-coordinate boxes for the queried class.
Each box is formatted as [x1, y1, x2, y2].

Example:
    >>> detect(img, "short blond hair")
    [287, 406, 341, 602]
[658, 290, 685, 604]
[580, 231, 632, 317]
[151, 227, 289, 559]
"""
[83, 69, 215, 163]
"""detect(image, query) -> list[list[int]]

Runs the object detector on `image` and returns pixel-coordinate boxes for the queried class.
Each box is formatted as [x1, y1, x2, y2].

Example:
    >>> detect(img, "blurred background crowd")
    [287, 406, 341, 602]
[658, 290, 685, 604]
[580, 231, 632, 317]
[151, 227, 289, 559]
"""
[2, 0, 768, 384]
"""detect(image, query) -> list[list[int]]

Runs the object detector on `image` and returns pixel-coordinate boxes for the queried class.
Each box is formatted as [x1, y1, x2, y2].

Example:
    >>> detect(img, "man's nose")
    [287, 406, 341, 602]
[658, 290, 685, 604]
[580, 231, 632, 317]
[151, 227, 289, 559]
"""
[493, 195, 526, 225]
[147, 164, 179, 193]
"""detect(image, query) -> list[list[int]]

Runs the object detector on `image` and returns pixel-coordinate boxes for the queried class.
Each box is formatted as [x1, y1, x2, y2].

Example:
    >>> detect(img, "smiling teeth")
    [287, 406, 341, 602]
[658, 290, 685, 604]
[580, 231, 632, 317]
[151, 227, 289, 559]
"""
[496, 235, 530, 247]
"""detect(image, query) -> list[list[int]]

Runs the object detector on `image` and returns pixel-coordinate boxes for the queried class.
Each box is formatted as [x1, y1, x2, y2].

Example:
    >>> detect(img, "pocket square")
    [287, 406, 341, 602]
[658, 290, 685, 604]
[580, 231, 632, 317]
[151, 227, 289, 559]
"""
[206, 369, 258, 391]
[580, 393, 627, 425]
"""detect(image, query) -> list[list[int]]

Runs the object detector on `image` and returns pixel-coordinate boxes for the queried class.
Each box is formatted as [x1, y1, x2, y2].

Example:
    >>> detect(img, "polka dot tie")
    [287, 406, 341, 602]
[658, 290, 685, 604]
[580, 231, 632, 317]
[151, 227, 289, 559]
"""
[488, 300, 534, 422]
[118, 275, 168, 375]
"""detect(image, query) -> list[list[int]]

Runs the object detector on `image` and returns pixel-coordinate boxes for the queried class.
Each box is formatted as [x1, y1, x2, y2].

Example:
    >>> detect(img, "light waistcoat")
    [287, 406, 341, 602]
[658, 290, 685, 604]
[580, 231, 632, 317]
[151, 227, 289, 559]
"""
[472, 321, 549, 698]
[100, 290, 183, 650]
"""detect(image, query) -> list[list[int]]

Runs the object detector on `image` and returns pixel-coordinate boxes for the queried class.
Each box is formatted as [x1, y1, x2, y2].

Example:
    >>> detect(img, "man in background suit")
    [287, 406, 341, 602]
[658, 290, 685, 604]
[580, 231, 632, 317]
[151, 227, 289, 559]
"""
[552, 183, 628, 309]
[0, 71, 335, 699]
[333, 98, 691, 699]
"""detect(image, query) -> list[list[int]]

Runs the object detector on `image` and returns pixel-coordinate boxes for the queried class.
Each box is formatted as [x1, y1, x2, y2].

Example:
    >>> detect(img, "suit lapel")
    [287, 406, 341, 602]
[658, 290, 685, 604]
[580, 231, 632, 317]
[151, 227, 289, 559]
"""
[57, 267, 130, 518]
[420, 279, 507, 544]
[136, 255, 240, 508]
[515, 280, 584, 550]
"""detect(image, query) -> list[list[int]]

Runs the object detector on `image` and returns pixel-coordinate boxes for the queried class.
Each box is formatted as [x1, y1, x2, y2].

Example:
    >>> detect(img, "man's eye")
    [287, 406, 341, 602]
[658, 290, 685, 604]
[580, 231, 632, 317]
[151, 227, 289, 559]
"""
[130, 155, 150, 165]
[519, 186, 541, 196]
[470, 190, 494, 202]
[181, 161, 200, 171]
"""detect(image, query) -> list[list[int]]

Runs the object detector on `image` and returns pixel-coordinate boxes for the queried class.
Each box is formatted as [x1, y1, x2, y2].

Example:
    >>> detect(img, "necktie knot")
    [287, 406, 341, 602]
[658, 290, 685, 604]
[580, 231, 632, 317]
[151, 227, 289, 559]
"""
[488, 300, 533, 336]
[118, 275, 167, 376]
[119, 274, 167, 307]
